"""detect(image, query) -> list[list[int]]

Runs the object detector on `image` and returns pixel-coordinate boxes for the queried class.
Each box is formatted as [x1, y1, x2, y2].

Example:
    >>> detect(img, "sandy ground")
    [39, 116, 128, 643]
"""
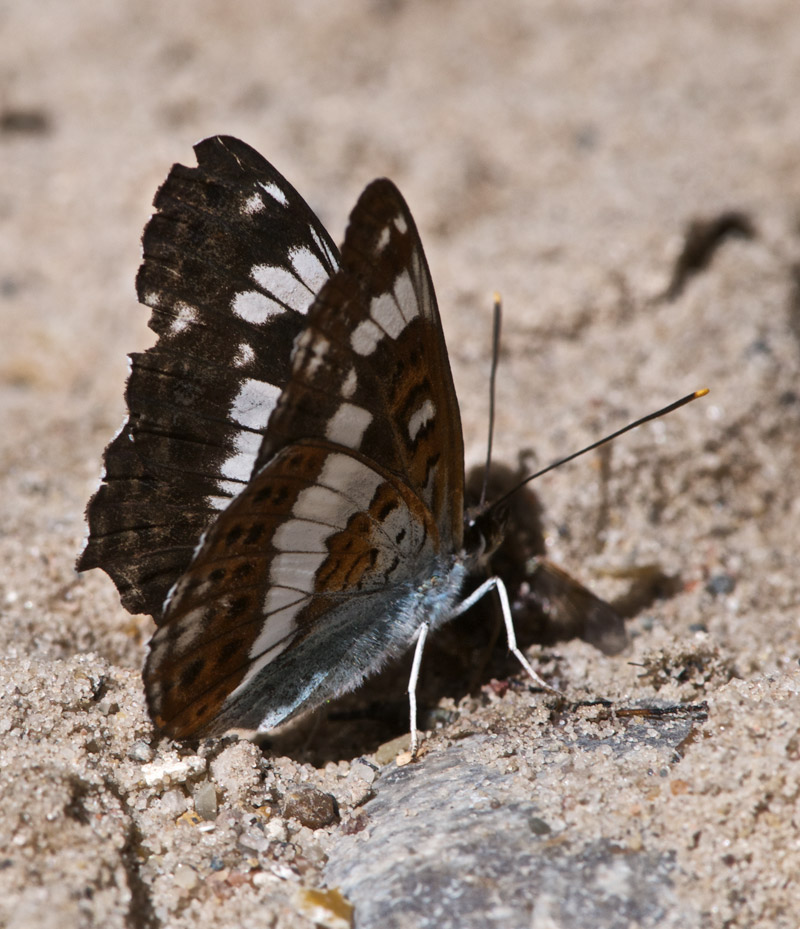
[2, 2, 799, 927]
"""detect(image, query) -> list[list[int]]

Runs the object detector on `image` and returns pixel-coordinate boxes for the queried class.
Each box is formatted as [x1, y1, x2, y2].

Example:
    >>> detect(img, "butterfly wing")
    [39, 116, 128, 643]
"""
[144, 176, 467, 738]
[257, 177, 465, 547]
[78, 137, 340, 616]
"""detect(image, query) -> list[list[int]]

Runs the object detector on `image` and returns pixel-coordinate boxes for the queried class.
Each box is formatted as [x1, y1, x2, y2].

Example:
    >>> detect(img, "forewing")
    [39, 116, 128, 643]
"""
[78, 136, 340, 616]
[257, 178, 465, 550]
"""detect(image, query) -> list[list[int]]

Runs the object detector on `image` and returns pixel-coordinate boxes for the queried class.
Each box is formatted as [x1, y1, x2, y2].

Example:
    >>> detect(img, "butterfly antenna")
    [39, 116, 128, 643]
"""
[479, 294, 503, 508]
[490, 388, 710, 511]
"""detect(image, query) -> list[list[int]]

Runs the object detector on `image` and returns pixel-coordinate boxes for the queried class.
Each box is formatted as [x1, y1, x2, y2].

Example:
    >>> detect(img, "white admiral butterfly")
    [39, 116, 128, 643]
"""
[78, 136, 558, 747]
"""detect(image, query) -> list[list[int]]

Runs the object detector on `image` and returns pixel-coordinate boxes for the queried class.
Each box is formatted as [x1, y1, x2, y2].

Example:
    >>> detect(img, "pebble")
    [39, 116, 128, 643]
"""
[283, 786, 339, 829]
[193, 780, 218, 821]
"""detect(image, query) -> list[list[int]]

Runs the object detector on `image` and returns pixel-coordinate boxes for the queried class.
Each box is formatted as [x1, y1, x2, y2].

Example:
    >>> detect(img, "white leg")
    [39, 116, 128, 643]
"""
[451, 576, 560, 695]
[407, 621, 429, 756]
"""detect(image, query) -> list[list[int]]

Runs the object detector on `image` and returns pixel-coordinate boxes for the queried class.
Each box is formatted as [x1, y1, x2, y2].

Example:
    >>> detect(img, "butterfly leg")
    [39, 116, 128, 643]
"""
[451, 577, 560, 695]
[407, 621, 429, 757]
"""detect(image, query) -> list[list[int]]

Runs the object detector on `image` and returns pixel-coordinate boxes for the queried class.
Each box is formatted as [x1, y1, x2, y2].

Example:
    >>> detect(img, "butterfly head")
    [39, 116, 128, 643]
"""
[462, 458, 547, 576]
[462, 497, 509, 572]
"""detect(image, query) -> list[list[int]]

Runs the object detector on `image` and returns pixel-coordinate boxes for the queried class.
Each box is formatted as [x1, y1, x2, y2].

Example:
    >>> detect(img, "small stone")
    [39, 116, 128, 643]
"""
[209, 740, 264, 800]
[239, 828, 270, 853]
[193, 779, 218, 821]
[292, 886, 354, 929]
[97, 696, 120, 717]
[265, 817, 289, 842]
[345, 762, 376, 807]
[173, 863, 198, 891]
[141, 755, 206, 788]
[528, 816, 552, 836]
[374, 734, 411, 766]
[705, 573, 736, 596]
[350, 759, 378, 785]
[159, 788, 188, 814]
[283, 785, 339, 829]
[128, 740, 154, 763]
[177, 810, 203, 826]
[227, 870, 251, 887]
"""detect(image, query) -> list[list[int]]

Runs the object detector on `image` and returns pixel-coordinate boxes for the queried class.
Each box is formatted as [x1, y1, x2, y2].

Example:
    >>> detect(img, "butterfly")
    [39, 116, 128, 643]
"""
[78, 135, 554, 749]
